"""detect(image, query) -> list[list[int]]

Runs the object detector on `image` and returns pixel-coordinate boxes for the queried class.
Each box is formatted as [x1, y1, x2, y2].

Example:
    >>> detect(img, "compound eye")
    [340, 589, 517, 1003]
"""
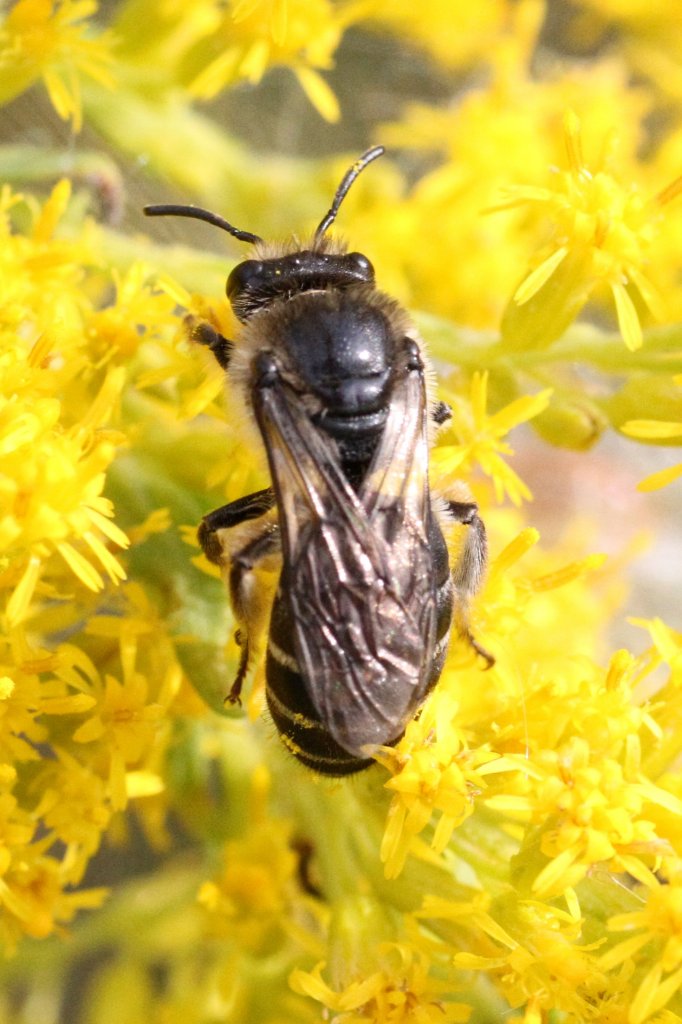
[345, 251, 374, 281]
[226, 259, 264, 299]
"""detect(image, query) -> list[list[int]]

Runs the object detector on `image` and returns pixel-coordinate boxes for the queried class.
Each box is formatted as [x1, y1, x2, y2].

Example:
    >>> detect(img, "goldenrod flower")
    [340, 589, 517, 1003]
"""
[453, 898, 609, 1022]
[0, 0, 114, 131]
[110, 0, 354, 122]
[377, 688, 508, 879]
[501, 110, 682, 351]
[432, 372, 552, 505]
[187, 0, 350, 121]
[291, 942, 471, 1023]
[603, 865, 682, 1024]
[0, 182, 129, 624]
[197, 767, 301, 952]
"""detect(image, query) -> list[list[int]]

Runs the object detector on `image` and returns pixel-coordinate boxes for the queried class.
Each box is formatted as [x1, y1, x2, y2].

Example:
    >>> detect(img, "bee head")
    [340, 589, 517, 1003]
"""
[144, 146, 384, 322]
[225, 249, 375, 321]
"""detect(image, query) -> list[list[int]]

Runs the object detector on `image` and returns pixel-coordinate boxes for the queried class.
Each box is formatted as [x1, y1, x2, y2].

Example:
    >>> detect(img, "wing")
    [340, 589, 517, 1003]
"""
[254, 348, 436, 757]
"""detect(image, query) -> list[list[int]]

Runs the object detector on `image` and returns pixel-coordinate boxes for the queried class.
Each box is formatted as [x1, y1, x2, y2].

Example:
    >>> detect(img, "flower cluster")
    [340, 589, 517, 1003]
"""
[1, 2, 682, 1023]
[0, 180, 185, 950]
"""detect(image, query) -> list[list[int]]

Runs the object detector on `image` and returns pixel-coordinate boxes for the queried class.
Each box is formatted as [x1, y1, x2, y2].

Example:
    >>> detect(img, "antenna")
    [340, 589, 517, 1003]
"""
[314, 145, 385, 243]
[144, 145, 386, 248]
[143, 204, 263, 245]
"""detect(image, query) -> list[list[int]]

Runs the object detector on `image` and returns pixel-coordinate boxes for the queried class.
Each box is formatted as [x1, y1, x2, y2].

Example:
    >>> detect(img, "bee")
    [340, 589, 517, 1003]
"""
[144, 147, 491, 775]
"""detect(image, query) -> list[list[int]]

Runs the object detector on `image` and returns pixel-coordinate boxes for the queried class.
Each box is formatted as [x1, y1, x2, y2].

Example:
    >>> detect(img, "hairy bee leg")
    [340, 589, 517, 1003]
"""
[446, 500, 495, 668]
[198, 488, 276, 564]
[227, 525, 281, 704]
[198, 493, 279, 704]
[186, 315, 235, 370]
[432, 400, 452, 425]
[228, 524, 281, 620]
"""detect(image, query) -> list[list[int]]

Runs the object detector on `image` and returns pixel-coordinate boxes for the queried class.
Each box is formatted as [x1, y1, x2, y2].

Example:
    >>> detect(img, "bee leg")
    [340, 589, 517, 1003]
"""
[186, 315, 235, 370]
[291, 838, 322, 898]
[226, 524, 281, 704]
[446, 500, 495, 668]
[432, 400, 452, 425]
[198, 492, 279, 702]
[198, 488, 276, 564]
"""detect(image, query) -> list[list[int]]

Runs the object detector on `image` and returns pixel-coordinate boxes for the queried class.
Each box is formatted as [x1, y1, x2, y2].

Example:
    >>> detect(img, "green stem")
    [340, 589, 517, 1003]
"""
[418, 312, 682, 374]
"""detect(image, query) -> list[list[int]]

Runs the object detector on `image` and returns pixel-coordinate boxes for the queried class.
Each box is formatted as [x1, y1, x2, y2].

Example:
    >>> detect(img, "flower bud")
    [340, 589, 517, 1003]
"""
[501, 249, 593, 351]
[532, 392, 608, 450]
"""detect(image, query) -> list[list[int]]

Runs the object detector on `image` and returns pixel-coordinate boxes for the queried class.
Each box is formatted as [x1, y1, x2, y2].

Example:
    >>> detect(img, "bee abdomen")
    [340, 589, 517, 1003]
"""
[265, 605, 373, 775]
[264, 643, 372, 770]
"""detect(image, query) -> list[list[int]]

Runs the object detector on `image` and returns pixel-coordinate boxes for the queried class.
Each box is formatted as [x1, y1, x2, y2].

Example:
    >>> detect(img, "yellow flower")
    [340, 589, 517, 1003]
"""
[0, 765, 107, 950]
[85, 262, 181, 365]
[601, 864, 682, 1024]
[629, 617, 682, 789]
[291, 943, 471, 1024]
[432, 371, 552, 505]
[501, 110, 682, 351]
[110, 0, 351, 120]
[198, 818, 298, 952]
[517, 738, 664, 897]
[453, 898, 609, 1021]
[0, 0, 114, 131]
[184, 0, 353, 121]
[72, 671, 165, 807]
[32, 750, 112, 877]
[375, 530, 616, 883]
[377, 687, 504, 878]
[377, 43, 653, 330]
[634, 616, 682, 676]
[1, 181, 129, 624]
[0, 636, 96, 765]
[1, 377, 129, 621]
